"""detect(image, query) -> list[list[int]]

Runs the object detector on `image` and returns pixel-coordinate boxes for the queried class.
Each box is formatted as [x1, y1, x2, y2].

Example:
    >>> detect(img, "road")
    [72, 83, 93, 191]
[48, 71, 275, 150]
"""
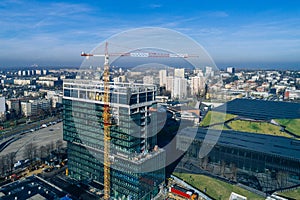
[0, 116, 61, 140]
[0, 122, 64, 161]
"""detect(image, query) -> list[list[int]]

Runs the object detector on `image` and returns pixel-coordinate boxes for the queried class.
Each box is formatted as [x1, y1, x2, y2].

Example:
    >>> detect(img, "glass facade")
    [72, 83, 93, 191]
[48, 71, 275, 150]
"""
[63, 80, 165, 200]
[177, 128, 300, 193]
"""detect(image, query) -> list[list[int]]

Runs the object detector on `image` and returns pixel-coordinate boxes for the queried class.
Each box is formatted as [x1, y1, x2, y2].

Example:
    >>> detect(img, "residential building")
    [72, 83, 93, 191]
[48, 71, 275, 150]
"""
[21, 99, 51, 117]
[14, 79, 32, 85]
[159, 69, 167, 87]
[226, 67, 235, 74]
[174, 68, 185, 78]
[166, 76, 174, 92]
[173, 77, 187, 99]
[190, 76, 205, 96]
[143, 75, 154, 85]
[0, 97, 5, 120]
[205, 66, 213, 77]
[21, 101, 31, 117]
[6, 99, 21, 114]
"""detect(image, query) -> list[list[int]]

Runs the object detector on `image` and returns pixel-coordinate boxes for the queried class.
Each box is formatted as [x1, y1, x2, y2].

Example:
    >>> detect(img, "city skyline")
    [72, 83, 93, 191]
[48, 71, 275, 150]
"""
[0, 0, 300, 69]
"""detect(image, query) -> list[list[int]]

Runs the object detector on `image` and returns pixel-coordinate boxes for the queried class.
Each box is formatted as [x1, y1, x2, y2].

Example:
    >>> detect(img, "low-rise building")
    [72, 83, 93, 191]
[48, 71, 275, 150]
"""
[14, 79, 32, 85]
[21, 99, 51, 117]
[6, 98, 21, 114]
[0, 97, 5, 120]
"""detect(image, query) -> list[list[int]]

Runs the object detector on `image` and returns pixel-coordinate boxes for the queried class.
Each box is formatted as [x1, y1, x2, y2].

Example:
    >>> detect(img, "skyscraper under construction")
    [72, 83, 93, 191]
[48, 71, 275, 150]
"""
[63, 79, 166, 199]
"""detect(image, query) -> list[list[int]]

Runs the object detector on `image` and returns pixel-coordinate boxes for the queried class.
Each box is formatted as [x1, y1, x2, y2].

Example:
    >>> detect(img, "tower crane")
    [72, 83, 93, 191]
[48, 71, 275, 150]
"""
[81, 42, 197, 200]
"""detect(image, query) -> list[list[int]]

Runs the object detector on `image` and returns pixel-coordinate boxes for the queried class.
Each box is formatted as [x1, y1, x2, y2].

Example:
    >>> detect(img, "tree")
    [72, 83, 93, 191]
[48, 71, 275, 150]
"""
[56, 139, 63, 150]
[0, 156, 6, 176]
[276, 171, 288, 188]
[220, 160, 226, 177]
[7, 152, 16, 173]
[39, 145, 47, 159]
[0, 153, 16, 175]
[45, 141, 55, 155]
[23, 142, 37, 162]
[203, 156, 208, 170]
[230, 163, 237, 181]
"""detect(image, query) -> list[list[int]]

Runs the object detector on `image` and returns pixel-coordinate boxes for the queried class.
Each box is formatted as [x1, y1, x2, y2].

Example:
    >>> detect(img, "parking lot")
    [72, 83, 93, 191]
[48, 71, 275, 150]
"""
[0, 122, 65, 161]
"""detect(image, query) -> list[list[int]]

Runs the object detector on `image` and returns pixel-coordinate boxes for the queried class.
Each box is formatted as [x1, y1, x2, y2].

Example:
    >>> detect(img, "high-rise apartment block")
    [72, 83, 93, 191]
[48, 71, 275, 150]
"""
[0, 97, 5, 120]
[227, 67, 235, 74]
[143, 75, 154, 85]
[205, 66, 213, 77]
[159, 70, 167, 87]
[165, 76, 187, 99]
[63, 80, 165, 199]
[174, 68, 185, 78]
[173, 77, 187, 99]
[166, 76, 174, 92]
[191, 76, 205, 95]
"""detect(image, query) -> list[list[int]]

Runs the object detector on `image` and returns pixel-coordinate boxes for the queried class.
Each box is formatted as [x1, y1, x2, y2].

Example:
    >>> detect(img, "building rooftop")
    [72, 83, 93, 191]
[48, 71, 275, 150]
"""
[179, 127, 300, 161]
[63, 79, 156, 94]
[214, 99, 300, 120]
[0, 175, 65, 200]
[63, 79, 157, 107]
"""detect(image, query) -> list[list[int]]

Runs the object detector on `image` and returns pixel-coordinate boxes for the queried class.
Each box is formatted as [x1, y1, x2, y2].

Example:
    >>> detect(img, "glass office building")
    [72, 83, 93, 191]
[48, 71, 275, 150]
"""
[63, 80, 165, 199]
[177, 128, 300, 193]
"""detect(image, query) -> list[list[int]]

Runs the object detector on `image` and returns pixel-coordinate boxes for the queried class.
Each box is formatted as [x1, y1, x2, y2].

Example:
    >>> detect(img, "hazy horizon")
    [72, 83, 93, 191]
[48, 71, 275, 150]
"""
[0, 0, 300, 69]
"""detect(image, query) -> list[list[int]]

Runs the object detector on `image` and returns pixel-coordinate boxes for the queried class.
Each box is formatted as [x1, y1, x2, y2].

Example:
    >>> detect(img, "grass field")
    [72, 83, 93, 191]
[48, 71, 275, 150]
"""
[209, 124, 230, 130]
[173, 172, 264, 200]
[200, 111, 236, 127]
[277, 188, 300, 199]
[227, 120, 292, 137]
[275, 119, 300, 136]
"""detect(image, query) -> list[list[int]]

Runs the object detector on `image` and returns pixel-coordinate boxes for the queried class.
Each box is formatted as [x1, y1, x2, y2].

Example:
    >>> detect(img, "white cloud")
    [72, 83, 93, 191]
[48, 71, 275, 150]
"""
[206, 11, 229, 18]
[148, 4, 162, 9]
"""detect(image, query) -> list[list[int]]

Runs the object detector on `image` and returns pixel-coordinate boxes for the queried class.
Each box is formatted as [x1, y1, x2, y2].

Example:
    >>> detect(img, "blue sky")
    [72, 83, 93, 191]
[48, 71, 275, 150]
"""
[0, 0, 300, 69]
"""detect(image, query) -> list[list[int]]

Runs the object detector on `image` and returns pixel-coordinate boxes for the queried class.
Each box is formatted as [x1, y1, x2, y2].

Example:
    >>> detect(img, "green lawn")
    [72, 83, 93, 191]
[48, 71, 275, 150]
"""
[277, 188, 300, 199]
[227, 120, 292, 138]
[275, 119, 300, 136]
[209, 124, 230, 130]
[173, 172, 264, 200]
[200, 111, 236, 127]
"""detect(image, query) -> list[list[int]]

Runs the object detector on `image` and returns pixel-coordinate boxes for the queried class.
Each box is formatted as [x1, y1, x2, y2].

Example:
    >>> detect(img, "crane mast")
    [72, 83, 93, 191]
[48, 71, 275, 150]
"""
[81, 43, 197, 200]
[103, 42, 111, 200]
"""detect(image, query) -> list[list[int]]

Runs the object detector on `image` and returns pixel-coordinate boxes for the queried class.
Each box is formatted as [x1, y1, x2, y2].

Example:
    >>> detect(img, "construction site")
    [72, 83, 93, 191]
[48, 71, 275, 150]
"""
[61, 42, 204, 200]
[63, 78, 166, 199]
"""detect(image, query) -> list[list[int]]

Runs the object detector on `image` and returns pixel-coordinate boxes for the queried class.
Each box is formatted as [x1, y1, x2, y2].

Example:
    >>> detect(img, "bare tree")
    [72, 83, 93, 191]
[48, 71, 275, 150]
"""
[23, 142, 37, 162]
[7, 152, 16, 173]
[45, 144, 51, 156]
[45, 141, 55, 155]
[0, 156, 6, 176]
[230, 163, 237, 181]
[0, 153, 15, 175]
[50, 141, 55, 152]
[39, 145, 47, 159]
[220, 160, 226, 177]
[203, 156, 208, 170]
[276, 171, 288, 188]
[56, 139, 63, 150]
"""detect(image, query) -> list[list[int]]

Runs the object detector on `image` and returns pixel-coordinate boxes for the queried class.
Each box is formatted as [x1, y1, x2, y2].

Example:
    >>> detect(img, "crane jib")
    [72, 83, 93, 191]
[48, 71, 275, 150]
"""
[129, 52, 189, 58]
